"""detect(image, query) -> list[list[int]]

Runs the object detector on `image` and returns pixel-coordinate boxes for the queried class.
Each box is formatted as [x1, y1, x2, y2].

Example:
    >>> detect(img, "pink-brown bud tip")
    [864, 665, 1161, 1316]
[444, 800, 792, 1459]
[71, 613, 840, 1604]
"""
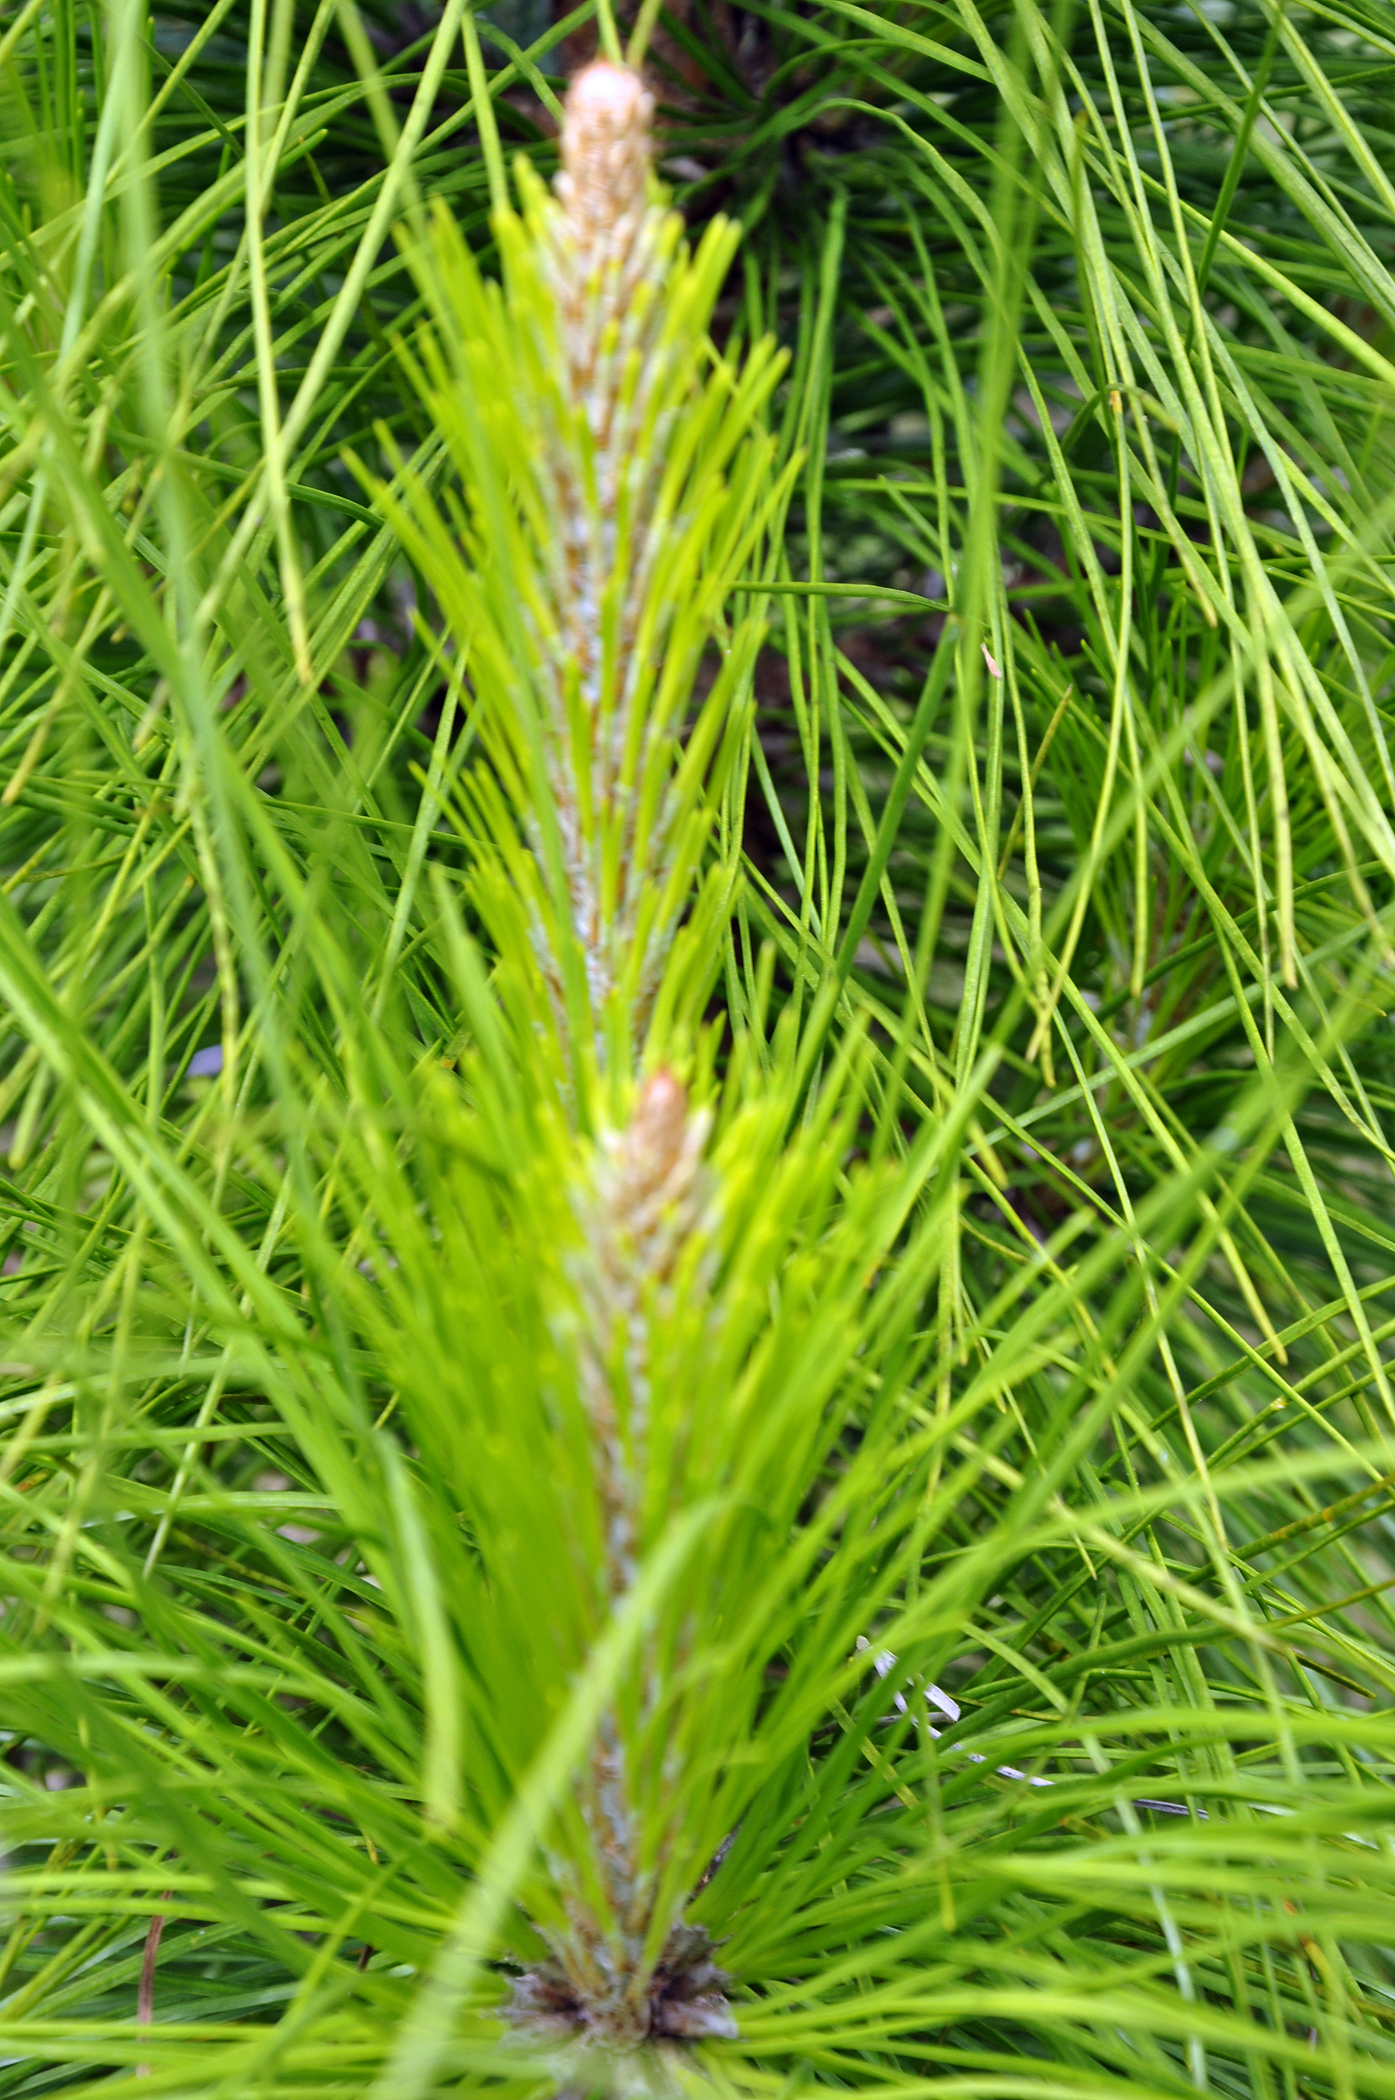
[628, 1069, 687, 1182]
[557, 61, 653, 242]
[568, 60, 650, 132]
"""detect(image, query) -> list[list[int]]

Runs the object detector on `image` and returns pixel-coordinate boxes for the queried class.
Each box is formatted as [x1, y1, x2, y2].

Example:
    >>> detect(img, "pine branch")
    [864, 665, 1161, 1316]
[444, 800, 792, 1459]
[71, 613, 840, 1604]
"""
[375, 63, 790, 1075]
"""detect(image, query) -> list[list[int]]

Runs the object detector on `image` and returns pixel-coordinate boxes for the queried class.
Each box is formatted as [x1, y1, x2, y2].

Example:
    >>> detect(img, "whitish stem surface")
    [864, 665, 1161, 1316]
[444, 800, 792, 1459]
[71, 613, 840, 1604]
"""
[531, 63, 690, 1036]
[513, 1071, 736, 2053]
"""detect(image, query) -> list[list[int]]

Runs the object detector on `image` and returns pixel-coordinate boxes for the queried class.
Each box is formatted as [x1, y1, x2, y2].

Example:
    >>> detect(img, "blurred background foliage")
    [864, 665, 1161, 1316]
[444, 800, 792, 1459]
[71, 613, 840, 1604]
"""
[2, 0, 1395, 2092]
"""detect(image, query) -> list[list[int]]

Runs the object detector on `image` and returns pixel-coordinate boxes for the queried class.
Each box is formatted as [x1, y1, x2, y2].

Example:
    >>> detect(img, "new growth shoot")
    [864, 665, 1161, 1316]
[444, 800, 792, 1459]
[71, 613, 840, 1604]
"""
[383, 59, 791, 1084]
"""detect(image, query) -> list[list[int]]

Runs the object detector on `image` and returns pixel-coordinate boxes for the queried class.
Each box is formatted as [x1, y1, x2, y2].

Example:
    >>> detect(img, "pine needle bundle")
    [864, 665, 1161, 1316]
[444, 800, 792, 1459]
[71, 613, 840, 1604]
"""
[377, 61, 792, 1076]
[1, 8, 1395, 2099]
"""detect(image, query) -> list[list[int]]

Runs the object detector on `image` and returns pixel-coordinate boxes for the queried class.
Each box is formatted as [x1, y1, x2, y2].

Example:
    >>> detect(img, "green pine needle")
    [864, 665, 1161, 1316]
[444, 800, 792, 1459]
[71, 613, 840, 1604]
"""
[0, 3, 1394, 2097]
